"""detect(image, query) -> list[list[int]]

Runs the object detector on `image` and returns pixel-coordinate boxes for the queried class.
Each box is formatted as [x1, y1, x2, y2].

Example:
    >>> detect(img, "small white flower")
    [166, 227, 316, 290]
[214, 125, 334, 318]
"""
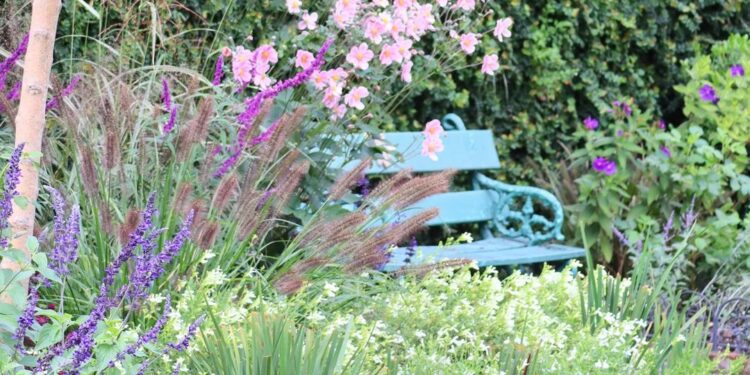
[323, 282, 339, 298]
[307, 311, 325, 323]
[594, 360, 610, 369]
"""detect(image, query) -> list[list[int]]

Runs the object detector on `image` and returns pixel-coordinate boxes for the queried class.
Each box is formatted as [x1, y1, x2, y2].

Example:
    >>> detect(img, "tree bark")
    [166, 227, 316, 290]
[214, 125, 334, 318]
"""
[0, 1, 62, 291]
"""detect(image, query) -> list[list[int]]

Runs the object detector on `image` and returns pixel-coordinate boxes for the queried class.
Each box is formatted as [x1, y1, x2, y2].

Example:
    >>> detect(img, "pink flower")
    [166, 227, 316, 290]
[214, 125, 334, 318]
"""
[286, 0, 302, 14]
[295, 50, 315, 69]
[481, 54, 499, 75]
[393, 0, 412, 11]
[332, 104, 347, 120]
[423, 119, 443, 139]
[323, 88, 341, 109]
[346, 43, 375, 70]
[311, 70, 329, 90]
[379, 43, 402, 66]
[298, 12, 318, 31]
[421, 137, 444, 161]
[455, 0, 475, 11]
[221, 46, 233, 57]
[325, 68, 349, 90]
[344, 86, 369, 110]
[437, 0, 448, 6]
[365, 18, 386, 44]
[232, 46, 255, 83]
[252, 72, 273, 89]
[395, 39, 413, 60]
[459, 33, 478, 54]
[493, 18, 513, 42]
[255, 44, 279, 70]
[401, 60, 413, 83]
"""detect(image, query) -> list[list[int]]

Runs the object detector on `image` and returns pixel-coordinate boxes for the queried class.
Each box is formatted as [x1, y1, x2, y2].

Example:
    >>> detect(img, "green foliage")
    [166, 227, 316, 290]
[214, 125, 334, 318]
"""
[565, 34, 750, 288]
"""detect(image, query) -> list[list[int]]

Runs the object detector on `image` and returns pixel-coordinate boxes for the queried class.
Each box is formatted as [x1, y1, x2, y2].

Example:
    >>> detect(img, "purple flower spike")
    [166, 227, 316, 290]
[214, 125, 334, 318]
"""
[215, 38, 334, 179]
[249, 117, 281, 147]
[583, 116, 599, 130]
[730, 64, 745, 77]
[212, 55, 224, 86]
[1, 143, 24, 248]
[163, 106, 178, 134]
[166, 315, 206, 352]
[0, 34, 29, 89]
[699, 84, 718, 103]
[46, 74, 81, 111]
[592, 157, 617, 176]
[162, 78, 172, 112]
[657, 119, 666, 130]
[13, 279, 39, 352]
[109, 296, 172, 368]
[46, 186, 81, 277]
[660, 145, 671, 158]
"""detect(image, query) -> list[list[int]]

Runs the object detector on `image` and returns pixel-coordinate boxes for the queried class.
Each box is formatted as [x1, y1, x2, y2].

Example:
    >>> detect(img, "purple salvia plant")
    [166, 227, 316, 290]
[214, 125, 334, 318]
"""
[212, 54, 224, 86]
[249, 117, 281, 147]
[108, 296, 172, 368]
[38, 195, 159, 372]
[612, 225, 629, 248]
[682, 197, 697, 229]
[214, 38, 334, 179]
[166, 315, 206, 352]
[46, 187, 81, 277]
[1, 143, 24, 248]
[163, 106, 178, 134]
[0, 34, 29, 89]
[663, 211, 675, 243]
[162, 78, 172, 112]
[45, 74, 81, 111]
[13, 277, 39, 352]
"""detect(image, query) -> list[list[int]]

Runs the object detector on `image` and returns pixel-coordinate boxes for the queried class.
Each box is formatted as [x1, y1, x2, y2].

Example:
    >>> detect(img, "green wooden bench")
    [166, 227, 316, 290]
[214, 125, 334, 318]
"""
[354, 113, 585, 271]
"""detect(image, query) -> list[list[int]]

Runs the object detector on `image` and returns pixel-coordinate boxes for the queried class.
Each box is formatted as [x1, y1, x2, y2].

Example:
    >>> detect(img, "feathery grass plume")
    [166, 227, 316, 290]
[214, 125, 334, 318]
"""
[387, 169, 456, 209]
[197, 221, 220, 250]
[352, 208, 439, 264]
[188, 199, 207, 240]
[104, 124, 121, 171]
[298, 211, 367, 248]
[306, 213, 368, 256]
[210, 173, 238, 213]
[391, 259, 473, 278]
[99, 199, 114, 236]
[328, 158, 372, 201]
[78, 146, 100, 196]
[176, 97, 214, 161]
[341, 245, 391, 274]
[173, 183, 193, 215]
[118, 82, 136, 129]
[119, 209, 141, 245]
[291, 256, 330, 274]
[274, 272, 305, 295]
[272, 160, 310, 212]
[235, 189, 263, 241]
[368, 168, 414, 200]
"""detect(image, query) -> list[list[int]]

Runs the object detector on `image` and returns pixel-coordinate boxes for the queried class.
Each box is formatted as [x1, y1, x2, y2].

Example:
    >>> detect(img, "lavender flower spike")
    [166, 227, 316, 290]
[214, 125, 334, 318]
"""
[13, 280, 39, 352]
[214, 38, 334, 179]
[1, 143, 24, 248]
[109, 296, 172, 368]
[212, 54, 224, 86]
[46, 186, 81, 277]
[45, 74, 81, 111]
[162, 78, 172, 111]
[166, 315, 206, 352]
[0, 34, 29, 88]
[163, 106, 178, 134]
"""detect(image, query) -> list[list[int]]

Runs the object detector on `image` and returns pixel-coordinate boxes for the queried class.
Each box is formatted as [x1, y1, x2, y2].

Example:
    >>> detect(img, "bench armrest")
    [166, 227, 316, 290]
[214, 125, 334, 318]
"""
[472, 173, 565, 245]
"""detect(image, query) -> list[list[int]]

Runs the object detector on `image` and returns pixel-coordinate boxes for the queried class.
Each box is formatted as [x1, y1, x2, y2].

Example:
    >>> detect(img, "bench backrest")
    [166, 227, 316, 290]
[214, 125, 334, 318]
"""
[364, 114, 501, 229]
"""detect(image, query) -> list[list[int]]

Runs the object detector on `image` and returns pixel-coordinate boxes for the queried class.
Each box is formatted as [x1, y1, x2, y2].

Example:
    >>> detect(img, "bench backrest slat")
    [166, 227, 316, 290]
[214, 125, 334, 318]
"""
[395, 190, 497, 226]
[336, 130, 500, 174]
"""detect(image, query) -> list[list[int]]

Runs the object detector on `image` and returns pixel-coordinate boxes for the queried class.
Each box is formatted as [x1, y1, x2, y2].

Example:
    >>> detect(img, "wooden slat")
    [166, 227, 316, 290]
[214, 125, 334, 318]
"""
[389, 190, 497, 226]
[383, 238, 585, 271]
[335, 130, 500, 174]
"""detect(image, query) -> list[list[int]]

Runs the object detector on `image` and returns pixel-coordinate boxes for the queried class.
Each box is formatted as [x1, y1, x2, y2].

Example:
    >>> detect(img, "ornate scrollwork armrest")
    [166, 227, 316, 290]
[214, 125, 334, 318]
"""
[473, 173, 565, 245]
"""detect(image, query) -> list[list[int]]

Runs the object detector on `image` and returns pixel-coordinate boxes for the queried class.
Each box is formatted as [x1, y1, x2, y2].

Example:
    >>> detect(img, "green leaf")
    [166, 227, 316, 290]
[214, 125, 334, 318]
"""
[12, 196, 28, 209]
[34, 323, 63, 351]
[26, 237, 39, 253]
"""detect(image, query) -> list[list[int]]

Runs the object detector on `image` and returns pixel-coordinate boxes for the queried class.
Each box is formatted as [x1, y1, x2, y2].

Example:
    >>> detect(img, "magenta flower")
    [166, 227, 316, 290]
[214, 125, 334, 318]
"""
[583, 116, 599, 130]
[592, 157, 617, 176]
[660, 146, 671, 158]
[212, 55, 224, 86]
[699, 84, 718, 103]
[730, 64, 745, 77]
[657, 119, 666, 130]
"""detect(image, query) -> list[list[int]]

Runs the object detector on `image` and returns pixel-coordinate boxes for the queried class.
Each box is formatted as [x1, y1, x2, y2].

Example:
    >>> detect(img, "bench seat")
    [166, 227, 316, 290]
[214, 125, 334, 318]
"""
[383, 237, 586, 271]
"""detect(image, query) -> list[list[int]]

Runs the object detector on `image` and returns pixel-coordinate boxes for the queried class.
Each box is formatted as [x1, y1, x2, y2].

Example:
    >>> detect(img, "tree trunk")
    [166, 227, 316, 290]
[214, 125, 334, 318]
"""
[0, 1, 62, 294]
